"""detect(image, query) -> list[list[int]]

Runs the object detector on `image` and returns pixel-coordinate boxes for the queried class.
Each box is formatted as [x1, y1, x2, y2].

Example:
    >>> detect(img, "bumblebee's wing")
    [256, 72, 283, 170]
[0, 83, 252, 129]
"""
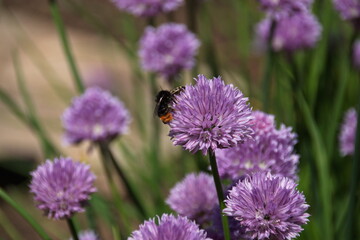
[154, 99, 160, 117]
[154, 91, 165, 118]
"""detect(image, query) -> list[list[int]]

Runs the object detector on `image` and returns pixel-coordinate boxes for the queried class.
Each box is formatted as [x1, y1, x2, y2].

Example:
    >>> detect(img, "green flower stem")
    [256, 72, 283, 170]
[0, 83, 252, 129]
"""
[208, 149, 230, 240]
[13, 53, 59, 158]
[66, 218, 79, 240]
[186, 0, 199, 79]
[345, 94, 360, 240]
[149, 73, 166, 211]
[49, 0, 84, 93]
[8, 10, 72, 103]
[100, 141, 147, 219]
[295, 91, 333, 240]
[85, 205, 98, 233]
[98, 143, 130, 236]
[289, 54, 333, 240]
[325, 31, 357, 155]
[0, 88, 28, 124]
[147, 17, 155, 27]
[0, 207, 23, 240]
[186, 0, 197, 33]
[0, 188, 52, 240]
[262, 20, 276, 112]
[202, 4, 220, 76]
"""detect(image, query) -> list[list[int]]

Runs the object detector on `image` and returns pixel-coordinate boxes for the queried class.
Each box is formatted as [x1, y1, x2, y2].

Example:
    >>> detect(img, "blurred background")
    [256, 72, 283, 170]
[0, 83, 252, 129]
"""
[0, 0, 359, 239]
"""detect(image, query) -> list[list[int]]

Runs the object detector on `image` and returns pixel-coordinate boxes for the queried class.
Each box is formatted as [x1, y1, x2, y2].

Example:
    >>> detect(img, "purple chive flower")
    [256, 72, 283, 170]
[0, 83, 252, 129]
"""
[166, 172, 217, 224]
[339, 108, 358, 156]
[139, 23, 200, 79]
[128, 214, 209, 240]
[62, 87, 131, 144]
[224, 172, 309, 240]
[353, 41, 360, 69]
[30, 157, 97, 220]
[258, 0, 312, 19]
[169, 74, 253, 155]
[333, 0, 360, 21]
[256, 12, 322, 52]
[69, 230, 99, 240]
[111, 0, 183, 17]
[216, 110, 299, 181]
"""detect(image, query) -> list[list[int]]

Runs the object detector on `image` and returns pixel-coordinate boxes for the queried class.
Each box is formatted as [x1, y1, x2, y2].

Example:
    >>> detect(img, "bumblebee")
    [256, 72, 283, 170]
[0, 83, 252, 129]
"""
[155, 86, 185, 124]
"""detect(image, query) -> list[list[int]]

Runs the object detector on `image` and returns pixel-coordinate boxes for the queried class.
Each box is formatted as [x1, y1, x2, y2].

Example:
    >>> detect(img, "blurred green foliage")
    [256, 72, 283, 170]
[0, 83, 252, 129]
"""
[0, 0, 359, 239]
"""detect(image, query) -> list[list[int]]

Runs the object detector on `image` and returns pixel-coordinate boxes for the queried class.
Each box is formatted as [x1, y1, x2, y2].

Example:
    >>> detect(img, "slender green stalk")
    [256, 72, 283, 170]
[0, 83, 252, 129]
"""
[344, 94, 360, 240]
[307, 0, 332, 111]
[13, 53, 59, 158]
[0, 88, 27, 124]
[147, 17, 155, 27]
[13, 53, 35, 115]
[0, 207, 23, 240]
[85, 205, 97, 233]
[66, 218, 79, 240]
[112, 225, 122, 240]
[6, 9, 71, 103]
[0, 189, 52, 240]
[325, 31, 357, 155]
[149, 73, 166, 211]
[289, 53, 332, 239]
[262, 20, 276, 112]
[185, 0, 199, 78]
[49, 0, 84, 93]
[202, 4, 220, 76]
[100, 141, 147, 218]
[295, 91, 333, 240]
[208, 149, 230, 240]
[186, 0, 197, 33]
[98, 142, 131, 235]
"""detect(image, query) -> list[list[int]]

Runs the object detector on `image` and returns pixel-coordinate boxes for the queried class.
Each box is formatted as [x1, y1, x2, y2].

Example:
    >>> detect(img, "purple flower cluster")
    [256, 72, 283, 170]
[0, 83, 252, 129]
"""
[224, 172, 309, 240]
[30, 157, 97, 220]
[333, 0, 360, 21]
[353, 40, 360, 69]
[258, 0, 313, 19]
[62, 87, 131, 144]
[128, 214, 209, 240]
[216, 110, 299, 181]
[256, 13, 321, 52]
[339, 108, 358, 156]
[166, 172, 217, 224]
[169, 75, 253, 155]
[111, 0, 183, 17]
[255, 0, 321, 52]
[139, 23, 200, 79]
[69, 230, 99, 240]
